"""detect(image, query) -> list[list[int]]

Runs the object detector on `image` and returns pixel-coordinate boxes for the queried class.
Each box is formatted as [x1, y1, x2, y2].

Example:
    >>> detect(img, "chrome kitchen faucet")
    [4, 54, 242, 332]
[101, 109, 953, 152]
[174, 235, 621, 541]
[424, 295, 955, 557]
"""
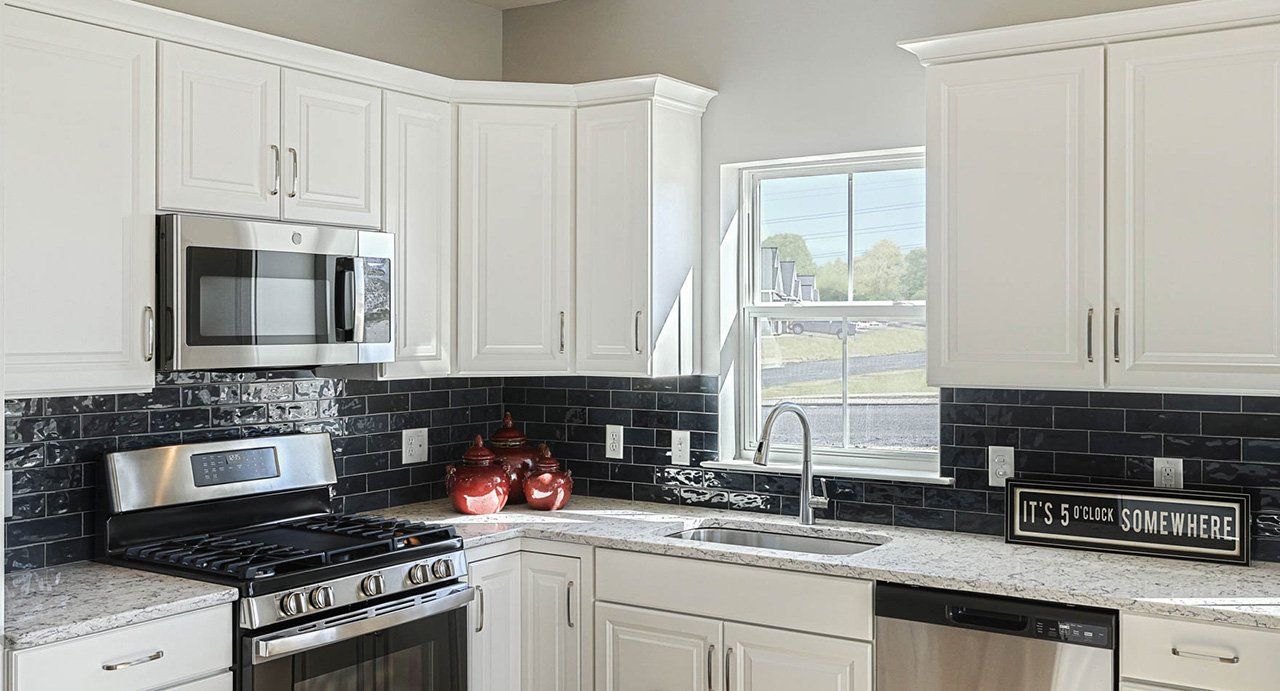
[753, 402, 829, 525]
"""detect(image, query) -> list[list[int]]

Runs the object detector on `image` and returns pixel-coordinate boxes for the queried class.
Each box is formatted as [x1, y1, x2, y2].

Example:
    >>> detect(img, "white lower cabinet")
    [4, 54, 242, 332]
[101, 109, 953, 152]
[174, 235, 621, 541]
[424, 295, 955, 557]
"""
[725, 622, 871, 691]
[1120, 613, 1280, 691]
[596, 603, 721, 691]
[468, 552, 524, 691]
[523, 552, 583, 691]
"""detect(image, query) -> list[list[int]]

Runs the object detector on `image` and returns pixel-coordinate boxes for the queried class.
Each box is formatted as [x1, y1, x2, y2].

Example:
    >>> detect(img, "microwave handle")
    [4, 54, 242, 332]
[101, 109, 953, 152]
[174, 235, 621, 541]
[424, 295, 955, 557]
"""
[352, 259, 367, 343]
[335, 260, 356, 334]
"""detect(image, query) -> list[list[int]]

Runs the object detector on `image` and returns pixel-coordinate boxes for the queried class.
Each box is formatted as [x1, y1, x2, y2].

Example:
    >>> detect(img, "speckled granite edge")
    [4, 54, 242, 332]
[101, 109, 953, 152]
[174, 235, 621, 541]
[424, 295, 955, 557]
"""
[377, 497, 1280, 632]
[5, 562, 239, 649]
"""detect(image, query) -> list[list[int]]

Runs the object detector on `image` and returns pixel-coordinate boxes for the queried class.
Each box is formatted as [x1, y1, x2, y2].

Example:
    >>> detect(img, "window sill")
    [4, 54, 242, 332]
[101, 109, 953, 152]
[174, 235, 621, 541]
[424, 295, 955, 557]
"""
[700, 459, 955, 486]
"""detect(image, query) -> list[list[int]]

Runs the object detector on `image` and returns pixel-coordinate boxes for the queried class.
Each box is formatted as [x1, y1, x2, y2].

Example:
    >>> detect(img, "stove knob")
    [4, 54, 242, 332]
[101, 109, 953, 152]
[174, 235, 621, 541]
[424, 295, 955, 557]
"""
[360, 573, 386, 597]
[408, 563, 430, 585]
[431, 559, 454, 580]
[279, 591, 306, 617]
[309, 586, 335, 610]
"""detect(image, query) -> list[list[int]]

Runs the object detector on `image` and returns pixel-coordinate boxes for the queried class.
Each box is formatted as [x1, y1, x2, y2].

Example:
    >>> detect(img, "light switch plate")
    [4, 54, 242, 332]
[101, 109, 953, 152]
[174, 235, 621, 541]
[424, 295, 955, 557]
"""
[3, 470, 11, 518]
[1154, 457, 1183, 489]
[671, 430, 691, 466]
[988, 446, 1015, 487]
[402, 428, 429, 464]
[606, 425, 624, 459]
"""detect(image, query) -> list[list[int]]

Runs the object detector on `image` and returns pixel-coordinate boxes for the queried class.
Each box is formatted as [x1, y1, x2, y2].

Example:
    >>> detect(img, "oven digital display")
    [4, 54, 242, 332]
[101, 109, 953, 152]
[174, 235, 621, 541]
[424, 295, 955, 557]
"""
[191, 447, 280, 487]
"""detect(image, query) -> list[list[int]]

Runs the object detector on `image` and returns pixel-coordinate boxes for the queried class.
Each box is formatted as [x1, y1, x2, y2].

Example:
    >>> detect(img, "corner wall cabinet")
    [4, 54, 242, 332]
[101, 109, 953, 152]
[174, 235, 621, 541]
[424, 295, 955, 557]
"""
[905, 3, 1280, 394]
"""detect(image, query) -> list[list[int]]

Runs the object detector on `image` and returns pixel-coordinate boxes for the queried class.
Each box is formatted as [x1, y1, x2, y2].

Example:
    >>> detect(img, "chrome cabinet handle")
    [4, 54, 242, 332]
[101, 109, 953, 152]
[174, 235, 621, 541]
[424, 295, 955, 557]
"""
[706, 644, 715, 691]
[269, 144, 280, 196]
[474, 585, 485, 633]
[103, 650, 163, 671]
[1113, 307, 1120, 363]
[559, 311, 566, 354]
[566, 580, 575, 628]
[1086, 308, 1094, 363]
[634, 310, 643, 353]
[287, 147, 299, 198]
[1172, 647, 1239, 664]
[725, 646, 733, 691]
[144, 306, 155, 362]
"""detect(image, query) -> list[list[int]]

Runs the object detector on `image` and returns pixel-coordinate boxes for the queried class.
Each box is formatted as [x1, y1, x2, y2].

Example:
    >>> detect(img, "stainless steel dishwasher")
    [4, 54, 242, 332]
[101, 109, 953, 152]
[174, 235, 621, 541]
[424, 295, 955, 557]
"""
[876, 583, 1117, 690]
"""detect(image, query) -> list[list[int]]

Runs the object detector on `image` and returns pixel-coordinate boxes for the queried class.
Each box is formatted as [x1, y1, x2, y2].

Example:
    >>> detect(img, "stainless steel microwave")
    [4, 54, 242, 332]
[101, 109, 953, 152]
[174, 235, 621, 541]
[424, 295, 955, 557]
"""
[157, 214, 393, 371]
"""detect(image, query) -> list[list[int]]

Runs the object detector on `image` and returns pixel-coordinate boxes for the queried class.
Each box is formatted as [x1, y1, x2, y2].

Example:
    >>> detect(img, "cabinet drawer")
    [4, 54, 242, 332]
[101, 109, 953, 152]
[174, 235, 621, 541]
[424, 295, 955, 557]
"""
[1121, 613, 1280, 690]
[11, 604, 232, 691]
[596, 549, 872, 640]
[170, 671, 233, 690]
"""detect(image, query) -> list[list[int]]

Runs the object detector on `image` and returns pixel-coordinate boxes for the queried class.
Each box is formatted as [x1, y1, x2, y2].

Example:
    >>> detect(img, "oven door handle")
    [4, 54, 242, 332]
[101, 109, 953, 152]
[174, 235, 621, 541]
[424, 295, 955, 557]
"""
[252, 586, 473, 663]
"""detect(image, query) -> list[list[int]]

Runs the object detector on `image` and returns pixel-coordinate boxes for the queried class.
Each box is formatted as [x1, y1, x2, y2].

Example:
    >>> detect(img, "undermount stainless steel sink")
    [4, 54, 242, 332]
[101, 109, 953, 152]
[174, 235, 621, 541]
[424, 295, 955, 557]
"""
[667, 527, 880, 556]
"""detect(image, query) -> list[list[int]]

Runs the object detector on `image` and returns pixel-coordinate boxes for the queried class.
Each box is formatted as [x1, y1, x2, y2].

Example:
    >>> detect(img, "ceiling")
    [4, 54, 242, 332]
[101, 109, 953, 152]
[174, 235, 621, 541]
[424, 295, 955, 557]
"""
[471, 0, 561, 9]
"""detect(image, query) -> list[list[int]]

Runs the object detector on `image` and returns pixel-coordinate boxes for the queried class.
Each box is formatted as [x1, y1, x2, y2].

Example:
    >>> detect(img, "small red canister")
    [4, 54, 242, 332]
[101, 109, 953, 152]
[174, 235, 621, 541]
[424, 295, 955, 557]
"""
[523, 444, 573, 511]
[446, 436, 510, 515]
[490, 412, 538, 504]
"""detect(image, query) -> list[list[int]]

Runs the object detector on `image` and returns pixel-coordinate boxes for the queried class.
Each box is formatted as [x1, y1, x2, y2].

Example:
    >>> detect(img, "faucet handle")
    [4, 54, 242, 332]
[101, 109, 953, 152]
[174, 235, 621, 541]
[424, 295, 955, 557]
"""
[809, 478, 830, 511]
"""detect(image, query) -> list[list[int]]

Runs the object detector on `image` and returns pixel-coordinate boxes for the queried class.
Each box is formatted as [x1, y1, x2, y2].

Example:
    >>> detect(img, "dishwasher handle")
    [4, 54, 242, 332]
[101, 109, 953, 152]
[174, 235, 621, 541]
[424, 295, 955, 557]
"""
[946, 605, 1029, 633]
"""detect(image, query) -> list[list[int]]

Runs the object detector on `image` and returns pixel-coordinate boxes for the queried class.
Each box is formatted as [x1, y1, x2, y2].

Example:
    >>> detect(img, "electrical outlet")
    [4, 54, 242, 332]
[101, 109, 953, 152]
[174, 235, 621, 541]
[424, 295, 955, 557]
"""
[1154, 457, 1183, 489]
[988, 446, 1015, 487]
[606, 424, 624, 459]
[402, 428, 429, 464]
[671, 430, 691, 466]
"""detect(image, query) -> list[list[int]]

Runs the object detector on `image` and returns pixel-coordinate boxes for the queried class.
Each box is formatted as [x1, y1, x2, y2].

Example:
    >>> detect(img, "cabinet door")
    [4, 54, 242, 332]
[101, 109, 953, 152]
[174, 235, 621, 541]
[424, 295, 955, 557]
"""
[926, 47, 1104, 389]
[468, 553, 523, 691]
[522, 552, 581, 691]
[1108, 24, 1280, 393]
[158, 43, 281, 218]
[380, 91, 452, 379]
[456, 104, 573, 373]
[282, 70, 381, 227]
[2, 8, 156, 396]
[576, 100, 651, 375]
[595, 603, 721, 691]
[725, 622, 870, 691]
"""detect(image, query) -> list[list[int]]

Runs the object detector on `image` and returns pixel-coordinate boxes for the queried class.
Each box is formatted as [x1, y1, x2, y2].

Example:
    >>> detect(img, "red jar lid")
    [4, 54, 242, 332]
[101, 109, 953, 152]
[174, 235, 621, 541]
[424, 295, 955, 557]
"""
[462, 435, 496, 466]
[534, 443, 560, 471]
[491, 412, 527, 447]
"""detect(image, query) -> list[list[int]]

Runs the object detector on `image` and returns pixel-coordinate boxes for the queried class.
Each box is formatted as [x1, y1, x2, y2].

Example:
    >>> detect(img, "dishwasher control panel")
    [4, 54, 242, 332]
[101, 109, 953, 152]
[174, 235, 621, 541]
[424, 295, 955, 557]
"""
[1034, 618, 1111, 648]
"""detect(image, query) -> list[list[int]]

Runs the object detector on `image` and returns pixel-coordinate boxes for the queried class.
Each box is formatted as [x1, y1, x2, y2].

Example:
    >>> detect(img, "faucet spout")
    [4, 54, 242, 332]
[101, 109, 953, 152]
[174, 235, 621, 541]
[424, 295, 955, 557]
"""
[753, 402, 824, 525]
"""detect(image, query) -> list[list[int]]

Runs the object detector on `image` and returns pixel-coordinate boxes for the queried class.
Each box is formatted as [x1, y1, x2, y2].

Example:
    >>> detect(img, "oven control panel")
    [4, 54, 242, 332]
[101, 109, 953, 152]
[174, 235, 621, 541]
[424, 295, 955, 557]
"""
[191, 447, 280, 487]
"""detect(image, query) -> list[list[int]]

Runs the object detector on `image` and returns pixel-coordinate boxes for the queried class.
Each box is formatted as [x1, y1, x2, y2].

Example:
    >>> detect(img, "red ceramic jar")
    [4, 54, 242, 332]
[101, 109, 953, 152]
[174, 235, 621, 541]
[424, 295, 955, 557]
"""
[523, 444, 573, 511]
[490, 412, 538, 504]
[446, 436, 510, 515]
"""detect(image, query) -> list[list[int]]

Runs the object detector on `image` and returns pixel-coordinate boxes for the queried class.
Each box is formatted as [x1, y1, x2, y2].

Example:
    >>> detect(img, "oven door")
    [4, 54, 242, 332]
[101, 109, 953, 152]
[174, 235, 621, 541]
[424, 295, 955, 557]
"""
[245, 584, 471, 691]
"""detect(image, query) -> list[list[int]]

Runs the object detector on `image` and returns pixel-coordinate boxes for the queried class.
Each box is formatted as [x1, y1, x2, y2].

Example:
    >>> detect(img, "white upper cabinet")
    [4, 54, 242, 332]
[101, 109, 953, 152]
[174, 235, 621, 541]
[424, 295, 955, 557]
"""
[1107, 24, 1280, 393]
[925, 46, 1105, 390]
[158, 43, 281, 218]
[3, 8, 156, 396]
[456, 103, 573, 374]
[575, 99, 702, 376]
[282, 70, 382, 227]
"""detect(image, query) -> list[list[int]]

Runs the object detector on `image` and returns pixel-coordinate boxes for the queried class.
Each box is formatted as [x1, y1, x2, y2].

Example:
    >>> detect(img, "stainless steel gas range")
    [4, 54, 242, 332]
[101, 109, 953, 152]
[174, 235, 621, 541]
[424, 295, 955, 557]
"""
[98, 433, 471, 690]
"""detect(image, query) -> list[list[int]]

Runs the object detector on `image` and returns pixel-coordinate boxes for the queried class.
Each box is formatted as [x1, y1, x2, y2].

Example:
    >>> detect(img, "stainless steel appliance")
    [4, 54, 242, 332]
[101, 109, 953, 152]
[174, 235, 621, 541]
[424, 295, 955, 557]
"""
[876, 583, 1116, 690]
[99, 433, 470, 690]
[157, 214, 394, 370]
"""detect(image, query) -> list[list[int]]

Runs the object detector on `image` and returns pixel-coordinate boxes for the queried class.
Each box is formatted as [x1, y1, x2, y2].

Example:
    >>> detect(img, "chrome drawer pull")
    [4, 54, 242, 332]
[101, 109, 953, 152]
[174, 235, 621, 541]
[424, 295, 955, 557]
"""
[269, 144, 280, 196]
[1172, 647, 1239, 664]
[102, 650, 164, 671]
[1085, 308, 1094, 362]
[706, 644, 715, 691]
[474, 585, 485, 633]
[566, 580, 575, 628]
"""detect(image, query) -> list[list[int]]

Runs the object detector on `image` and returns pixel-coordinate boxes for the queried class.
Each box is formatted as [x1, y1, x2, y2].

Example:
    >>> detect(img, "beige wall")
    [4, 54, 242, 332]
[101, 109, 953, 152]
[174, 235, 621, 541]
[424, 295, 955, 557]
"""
[138, 0, 503, 80]
[502, 0, 1186, 372]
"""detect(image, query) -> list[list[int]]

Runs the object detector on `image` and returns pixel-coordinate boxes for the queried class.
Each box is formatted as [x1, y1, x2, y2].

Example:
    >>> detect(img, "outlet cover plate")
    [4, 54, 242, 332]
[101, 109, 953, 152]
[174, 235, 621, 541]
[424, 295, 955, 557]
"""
[988, 446, 1015, 487]
[606, 425, 624, 459]
[403, 428, 429, 465]
[672, 430, 691, 466]
[1154, 457, 1184, 489]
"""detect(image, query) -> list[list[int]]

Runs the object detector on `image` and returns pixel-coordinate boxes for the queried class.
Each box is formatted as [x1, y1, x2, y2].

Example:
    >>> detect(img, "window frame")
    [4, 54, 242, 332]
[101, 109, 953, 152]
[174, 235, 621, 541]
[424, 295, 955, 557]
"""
[735, 147, 937, 474]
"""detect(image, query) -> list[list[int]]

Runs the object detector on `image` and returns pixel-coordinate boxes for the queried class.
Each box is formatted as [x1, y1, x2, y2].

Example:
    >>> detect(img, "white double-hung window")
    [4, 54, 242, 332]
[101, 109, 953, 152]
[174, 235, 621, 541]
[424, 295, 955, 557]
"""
[735, 148, 939, 477]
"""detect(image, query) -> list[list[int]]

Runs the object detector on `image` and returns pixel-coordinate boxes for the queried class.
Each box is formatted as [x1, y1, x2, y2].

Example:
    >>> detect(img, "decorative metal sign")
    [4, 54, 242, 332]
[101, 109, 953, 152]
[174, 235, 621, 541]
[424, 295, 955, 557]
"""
[1006, 481, 1250, 565]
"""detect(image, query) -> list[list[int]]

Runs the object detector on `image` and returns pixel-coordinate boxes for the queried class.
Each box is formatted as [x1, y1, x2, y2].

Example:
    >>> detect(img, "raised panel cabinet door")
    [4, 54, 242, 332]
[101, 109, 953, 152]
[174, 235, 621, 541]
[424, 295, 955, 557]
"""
[1108, 24, 1280, 393]
[522, 553, 581, 691]
[575, 100, 651, 375]
[595, 603, 722, 691]
[456, 104, 573, 373]
[158, 42, 281, 218]
[724, 622, 871, 691]
[380, 91, 452, 379]
[468, 553, 523, 691]
[3, 8, 156, 396]
[282, 70, 381, 227]
[927, 46, 1105, 389]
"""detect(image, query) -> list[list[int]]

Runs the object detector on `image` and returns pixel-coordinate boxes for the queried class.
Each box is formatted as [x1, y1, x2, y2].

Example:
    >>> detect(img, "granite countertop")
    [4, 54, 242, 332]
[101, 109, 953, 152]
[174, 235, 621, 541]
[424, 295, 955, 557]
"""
[376, 497, 1280, 631]
[4, 562, 239, 649]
